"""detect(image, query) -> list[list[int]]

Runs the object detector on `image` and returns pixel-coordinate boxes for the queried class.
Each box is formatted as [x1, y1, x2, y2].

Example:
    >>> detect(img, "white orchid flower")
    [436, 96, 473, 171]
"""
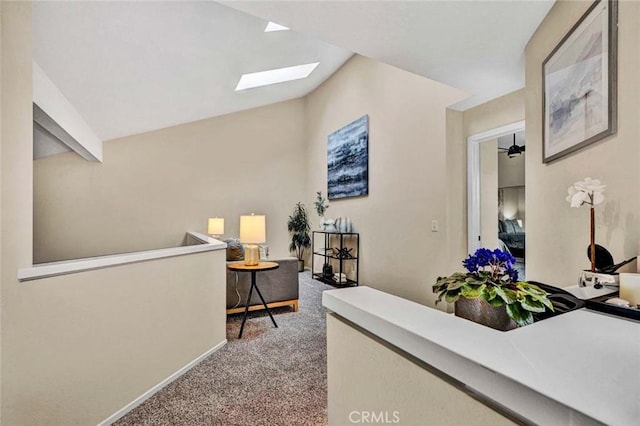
[566, 186, 589, 207]
[566, 177, 606, 208]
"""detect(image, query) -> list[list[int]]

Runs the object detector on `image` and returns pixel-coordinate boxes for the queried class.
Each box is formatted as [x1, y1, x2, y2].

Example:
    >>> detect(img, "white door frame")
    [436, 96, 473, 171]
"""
[467, 120, 525, 254]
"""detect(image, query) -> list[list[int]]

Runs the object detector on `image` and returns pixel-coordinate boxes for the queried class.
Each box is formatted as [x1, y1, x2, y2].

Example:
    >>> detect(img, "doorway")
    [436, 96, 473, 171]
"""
[467, 121, 526, 278]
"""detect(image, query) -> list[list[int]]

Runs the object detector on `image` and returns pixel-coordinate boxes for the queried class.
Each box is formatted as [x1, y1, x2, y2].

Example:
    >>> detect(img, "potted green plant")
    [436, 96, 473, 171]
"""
[433, 248, 554, 330]
[287, 202, 311, 272]
[314, 191, 329, 229]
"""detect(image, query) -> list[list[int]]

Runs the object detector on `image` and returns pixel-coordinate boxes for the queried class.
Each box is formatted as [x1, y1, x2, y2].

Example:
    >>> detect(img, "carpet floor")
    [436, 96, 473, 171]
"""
[115, 271, 333, 426]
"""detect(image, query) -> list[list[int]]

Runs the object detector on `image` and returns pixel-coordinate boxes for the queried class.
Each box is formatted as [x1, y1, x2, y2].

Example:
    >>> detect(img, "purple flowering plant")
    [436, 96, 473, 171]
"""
[433, 248, 553, 327]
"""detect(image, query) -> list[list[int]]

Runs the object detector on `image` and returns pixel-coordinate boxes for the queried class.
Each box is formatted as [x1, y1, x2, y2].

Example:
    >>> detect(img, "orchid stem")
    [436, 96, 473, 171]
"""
[590, 206, 595, 273]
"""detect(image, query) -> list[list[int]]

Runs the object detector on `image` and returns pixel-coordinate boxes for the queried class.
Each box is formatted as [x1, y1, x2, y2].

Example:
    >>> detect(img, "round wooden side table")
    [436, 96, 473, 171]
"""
[227, 261, 280, 338]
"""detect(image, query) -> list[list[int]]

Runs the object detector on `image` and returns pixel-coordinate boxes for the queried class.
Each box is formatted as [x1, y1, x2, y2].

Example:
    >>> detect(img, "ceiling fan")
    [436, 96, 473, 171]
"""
[499, 134, 525, 158]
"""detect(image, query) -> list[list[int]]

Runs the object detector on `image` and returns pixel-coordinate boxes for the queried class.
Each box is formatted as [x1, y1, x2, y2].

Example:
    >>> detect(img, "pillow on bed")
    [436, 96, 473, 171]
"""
[498, 220, 506, 233]
[504, 219, 523, 233]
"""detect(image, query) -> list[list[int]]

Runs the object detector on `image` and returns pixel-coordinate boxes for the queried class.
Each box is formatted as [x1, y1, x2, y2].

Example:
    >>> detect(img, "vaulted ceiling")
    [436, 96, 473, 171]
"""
[33, 1, 554, 142]
[224, 1, 554, 110]
[33, 1, 352, 141]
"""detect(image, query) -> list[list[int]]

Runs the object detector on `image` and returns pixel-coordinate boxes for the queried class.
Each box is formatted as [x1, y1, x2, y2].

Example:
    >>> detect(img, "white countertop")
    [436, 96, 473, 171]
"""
[323, 286, 640, 426]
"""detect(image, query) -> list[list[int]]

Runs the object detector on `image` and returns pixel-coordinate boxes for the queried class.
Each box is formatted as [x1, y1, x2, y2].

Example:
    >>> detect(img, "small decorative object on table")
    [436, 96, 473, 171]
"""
[433, 248, 554, 331]
[322, 218, 337, 232]
[322, 263, 333, 279]
[334, 216, 353, 233]
[240, 214, 266, 266]
[577, 243, 637, 288]
[566, 177, 606, 273]
[334, 272, 347, 284]
[619, 273, 640, 308]
[333, 247, 354, 259]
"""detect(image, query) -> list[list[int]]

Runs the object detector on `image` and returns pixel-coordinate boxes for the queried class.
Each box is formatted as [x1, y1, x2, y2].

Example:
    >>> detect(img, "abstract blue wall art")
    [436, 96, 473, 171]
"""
[327, 115, 369, 200]
[542, 0, 617, 163]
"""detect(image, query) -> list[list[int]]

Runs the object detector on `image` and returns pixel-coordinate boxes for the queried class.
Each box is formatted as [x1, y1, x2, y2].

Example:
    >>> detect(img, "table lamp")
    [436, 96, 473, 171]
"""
[208, 217, 224, 239]
[240, 214, 266, 266]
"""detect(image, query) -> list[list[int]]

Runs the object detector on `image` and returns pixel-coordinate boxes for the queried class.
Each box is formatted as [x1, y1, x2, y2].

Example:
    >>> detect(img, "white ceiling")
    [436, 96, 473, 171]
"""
[33, 1, 353, 141]
[223, 0, 555, 110]
[33, 1, 554, 142]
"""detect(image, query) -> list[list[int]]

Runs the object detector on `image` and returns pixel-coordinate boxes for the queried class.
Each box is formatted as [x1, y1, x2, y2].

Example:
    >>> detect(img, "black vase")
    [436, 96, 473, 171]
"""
[322, 263, 333, 278]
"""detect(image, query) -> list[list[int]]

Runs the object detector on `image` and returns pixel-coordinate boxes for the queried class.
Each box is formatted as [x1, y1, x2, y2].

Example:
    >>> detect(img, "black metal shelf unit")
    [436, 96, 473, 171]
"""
[311, 231, 359, 287]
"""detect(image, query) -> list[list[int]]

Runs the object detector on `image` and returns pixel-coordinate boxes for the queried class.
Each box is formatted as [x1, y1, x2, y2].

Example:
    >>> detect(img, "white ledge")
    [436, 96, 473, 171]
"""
[323, 286, 640, 426]
[19, 232, 226, 282]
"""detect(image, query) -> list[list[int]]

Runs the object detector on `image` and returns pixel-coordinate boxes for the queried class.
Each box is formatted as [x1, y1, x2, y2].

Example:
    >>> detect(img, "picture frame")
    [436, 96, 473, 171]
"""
[542, 0, 617, 163]
[327, 115, 369, 200]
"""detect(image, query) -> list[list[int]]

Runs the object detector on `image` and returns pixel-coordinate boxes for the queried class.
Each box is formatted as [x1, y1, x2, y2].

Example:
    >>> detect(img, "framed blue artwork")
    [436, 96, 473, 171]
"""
[327, 115, 369, 200]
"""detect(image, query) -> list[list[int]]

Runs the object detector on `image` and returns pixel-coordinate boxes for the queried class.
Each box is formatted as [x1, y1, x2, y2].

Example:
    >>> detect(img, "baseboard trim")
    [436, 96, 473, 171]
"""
[98, 339, 227, 425]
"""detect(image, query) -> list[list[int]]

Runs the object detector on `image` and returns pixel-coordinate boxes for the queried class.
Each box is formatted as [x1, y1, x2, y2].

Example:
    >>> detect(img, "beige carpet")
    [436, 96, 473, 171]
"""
[115, 271, 332, 426]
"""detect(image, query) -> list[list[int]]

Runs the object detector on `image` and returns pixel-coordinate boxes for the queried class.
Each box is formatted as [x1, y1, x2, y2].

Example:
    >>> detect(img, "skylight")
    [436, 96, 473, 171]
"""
[235, 62, 320, 91]
[264, 22, 289, 32]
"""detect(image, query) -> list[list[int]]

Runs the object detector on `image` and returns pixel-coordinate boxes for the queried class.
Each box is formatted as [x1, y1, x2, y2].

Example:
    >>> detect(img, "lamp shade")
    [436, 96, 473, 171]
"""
[240, 214, 266, 244]
[208, 217, 224, 235]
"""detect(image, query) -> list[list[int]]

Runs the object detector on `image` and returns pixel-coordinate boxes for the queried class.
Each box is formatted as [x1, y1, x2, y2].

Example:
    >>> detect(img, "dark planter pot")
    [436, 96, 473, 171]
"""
[297, 260, 305, 272]
[454, 297, 517, 331]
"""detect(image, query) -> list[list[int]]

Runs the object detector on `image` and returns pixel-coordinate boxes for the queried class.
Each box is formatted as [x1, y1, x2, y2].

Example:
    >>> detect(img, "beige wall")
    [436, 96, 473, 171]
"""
[500, 187, 525, 223]
[498, 152, 525, 188]
[0, 2, 4, 411]
[498, 154, 525, 226]
[3, 3, 227, 424]
[445, 109, 467, 271]
[525, 0, 640, 285]
[34, 99, 307, 263]
[518, 188, 525, 227]
[327, 314, 515, 426]
[445, 89, 525, 263]
[480, 139, 498, 249]
[463, 89, 524, 138]
[4, 250, 226, 425]
[1, 1, 34, 419]
[305, 55, 466, 306]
